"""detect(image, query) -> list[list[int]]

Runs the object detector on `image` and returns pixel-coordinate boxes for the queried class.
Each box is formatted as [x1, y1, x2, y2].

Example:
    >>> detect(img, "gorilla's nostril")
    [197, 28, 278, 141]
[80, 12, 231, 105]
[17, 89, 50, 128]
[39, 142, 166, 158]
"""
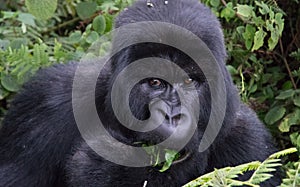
[173, 114, 181, 120]
[165, 114, 170, 121]
[172, 114, 182, 125]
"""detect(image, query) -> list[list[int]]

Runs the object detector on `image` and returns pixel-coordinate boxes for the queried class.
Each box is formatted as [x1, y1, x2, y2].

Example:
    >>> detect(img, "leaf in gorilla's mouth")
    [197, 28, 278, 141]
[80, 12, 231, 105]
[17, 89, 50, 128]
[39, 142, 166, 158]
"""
[141, 144, 190, 172]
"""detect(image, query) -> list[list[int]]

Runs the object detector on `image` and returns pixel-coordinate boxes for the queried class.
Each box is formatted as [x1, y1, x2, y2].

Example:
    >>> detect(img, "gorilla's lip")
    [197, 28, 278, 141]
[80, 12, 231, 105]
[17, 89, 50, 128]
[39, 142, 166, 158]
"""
[172, 150, 191, 164]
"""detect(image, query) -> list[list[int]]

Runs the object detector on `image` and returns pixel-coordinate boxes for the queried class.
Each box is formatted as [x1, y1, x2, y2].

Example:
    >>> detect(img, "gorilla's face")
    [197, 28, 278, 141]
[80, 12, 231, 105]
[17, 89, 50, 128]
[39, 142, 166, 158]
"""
[105, 46, 212, 163]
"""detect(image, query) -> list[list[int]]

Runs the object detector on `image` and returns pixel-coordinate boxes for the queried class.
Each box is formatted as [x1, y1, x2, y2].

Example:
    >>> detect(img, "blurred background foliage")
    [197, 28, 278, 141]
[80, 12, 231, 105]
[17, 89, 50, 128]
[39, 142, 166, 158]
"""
[0, 0, 299, 185]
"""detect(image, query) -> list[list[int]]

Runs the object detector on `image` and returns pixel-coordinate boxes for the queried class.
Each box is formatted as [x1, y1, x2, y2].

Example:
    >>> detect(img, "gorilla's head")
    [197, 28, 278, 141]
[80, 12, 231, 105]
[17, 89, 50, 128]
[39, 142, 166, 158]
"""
[96, 0, 240, 169]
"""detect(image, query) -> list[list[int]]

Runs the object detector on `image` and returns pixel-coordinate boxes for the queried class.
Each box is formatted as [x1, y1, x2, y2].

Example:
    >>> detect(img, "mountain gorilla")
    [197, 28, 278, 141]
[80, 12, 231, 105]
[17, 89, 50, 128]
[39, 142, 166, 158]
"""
[0, 0, 280, 186]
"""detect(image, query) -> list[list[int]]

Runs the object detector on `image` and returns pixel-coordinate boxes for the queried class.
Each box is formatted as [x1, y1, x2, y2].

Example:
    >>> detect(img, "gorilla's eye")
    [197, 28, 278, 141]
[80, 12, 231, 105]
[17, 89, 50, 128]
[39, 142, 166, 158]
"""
[148, 79, 162, 87]
[183, 78, 193, 85]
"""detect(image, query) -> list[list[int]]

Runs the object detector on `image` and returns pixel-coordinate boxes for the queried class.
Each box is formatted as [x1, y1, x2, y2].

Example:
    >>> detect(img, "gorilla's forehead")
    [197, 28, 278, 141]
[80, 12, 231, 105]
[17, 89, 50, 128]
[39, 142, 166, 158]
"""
[125, 55, 205, 83]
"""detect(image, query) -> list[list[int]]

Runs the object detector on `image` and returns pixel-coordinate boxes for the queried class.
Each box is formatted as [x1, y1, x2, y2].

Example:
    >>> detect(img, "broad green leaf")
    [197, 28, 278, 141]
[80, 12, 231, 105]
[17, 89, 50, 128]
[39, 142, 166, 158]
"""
[248, 84, 257, 94]
[279, 110, 300, 132]
[255, 1, 270, 15]
[210, 0, 220, 7]
[282, 81, 293, 90]
[236, 4, 254, 19]
[92, 15, 106, 35]
[17, 13, 36, 27]
[25, 0, 57, 20]
[226, 65, 238, 75]
[68, 31, 82, 44]
[275, 13, 284, 35]
[290, 133, 300, 147]
[76, 2, 98, 20]
[279, 118, 291, 132]
[294, 96, 300, 107]
[252, 28, 267, 51]
[264, 106, 286, 125]
[252, 15, 265, 25]
[268, 28, 280, 50]
[86, 31, 99, 44]
[242, 24, 256, 50]
[236, 26, 245, 34]
[220, 2, 235, 22]
[104, 14, 114, 33]
[2, 11, 18, 19]
[1, 74, 20, 92]
[276, 89, 295, 100]
[266, 20, 274, 32]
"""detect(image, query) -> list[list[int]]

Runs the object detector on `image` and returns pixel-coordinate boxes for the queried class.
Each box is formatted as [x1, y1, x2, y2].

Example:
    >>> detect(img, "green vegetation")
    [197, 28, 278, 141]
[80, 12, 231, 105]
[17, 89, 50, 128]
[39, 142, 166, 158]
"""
[184, 148, 297, 187]
[0, 0, 299, 186]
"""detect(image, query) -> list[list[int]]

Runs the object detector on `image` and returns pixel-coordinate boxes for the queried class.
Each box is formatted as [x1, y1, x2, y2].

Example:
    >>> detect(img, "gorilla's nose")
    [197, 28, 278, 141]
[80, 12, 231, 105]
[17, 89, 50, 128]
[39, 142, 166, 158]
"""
[150, 100, 182, 125]
[164, 111, 182, 126]
[148, 100, 195, 144]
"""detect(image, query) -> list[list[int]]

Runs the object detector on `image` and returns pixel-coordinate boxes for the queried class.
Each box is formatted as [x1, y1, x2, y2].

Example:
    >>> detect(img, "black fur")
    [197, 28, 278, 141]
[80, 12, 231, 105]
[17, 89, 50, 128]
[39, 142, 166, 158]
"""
[0, 0, 280, 186]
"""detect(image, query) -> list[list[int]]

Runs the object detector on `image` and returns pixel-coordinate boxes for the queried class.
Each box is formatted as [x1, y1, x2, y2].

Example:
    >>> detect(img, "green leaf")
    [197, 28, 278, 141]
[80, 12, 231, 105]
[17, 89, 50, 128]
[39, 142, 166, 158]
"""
[268, 28, 280, 50]
[104, 14, 114, 33]
[264, 106, 286, 125]
[92, 15, 106, 35]
[220, 2, 235, 22]
[68, 31, 82, 44]
[210, 0, 220, 7]
[25, 0, 57, 20]
[1, 74, 21, 92]
[159, 149, 179, 172]
[290, 133, 300, 147]
[100, 2, 119, 13]
[275, 13, 284, 35]
[242, 24, 256, 50]
[294, 96, 300, 107]
[86, 31, 99, 44]
[226, 65, 238, 75]
[236, 4, 254, 19]
[17, 13, 36, 27]
[282, 81, 293, 90]
[279, 110, 300, 132]
[2, 11, 18, 19]
[248, 84, 257, 94]
[279, 118, 292, 132]
[252, 28, 267, 51]
[276, 89, 295, 100]
[76, 2, 98, 20]
[255, 1, 270, 15]
[236, 26, 245, 34]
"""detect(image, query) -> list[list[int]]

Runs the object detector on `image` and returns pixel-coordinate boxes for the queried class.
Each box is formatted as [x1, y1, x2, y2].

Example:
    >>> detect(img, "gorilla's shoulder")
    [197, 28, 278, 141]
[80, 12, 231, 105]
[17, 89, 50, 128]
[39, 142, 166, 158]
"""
[26, 62, 78, 89]
[232, 104, 276, 154]
[7, 62, 79, 114]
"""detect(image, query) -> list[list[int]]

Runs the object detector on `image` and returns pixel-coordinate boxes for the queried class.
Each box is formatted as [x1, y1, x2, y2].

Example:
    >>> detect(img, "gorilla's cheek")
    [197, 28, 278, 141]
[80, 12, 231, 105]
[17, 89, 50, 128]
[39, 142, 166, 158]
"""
[195, 83, 211, 129]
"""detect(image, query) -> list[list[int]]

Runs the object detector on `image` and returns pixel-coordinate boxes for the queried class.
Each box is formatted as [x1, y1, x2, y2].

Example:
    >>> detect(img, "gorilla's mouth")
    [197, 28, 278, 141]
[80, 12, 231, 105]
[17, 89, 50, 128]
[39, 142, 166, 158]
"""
[173, 150, 191, 164]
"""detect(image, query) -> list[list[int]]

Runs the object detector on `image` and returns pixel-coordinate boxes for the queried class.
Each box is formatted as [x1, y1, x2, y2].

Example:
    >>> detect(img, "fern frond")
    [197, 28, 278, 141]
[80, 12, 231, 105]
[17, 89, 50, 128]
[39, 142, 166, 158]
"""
[248, 158, 281, 184]
[269, 148, 297, 159]
[183, 162, 261, 187]
[281, 160, 300, 187]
